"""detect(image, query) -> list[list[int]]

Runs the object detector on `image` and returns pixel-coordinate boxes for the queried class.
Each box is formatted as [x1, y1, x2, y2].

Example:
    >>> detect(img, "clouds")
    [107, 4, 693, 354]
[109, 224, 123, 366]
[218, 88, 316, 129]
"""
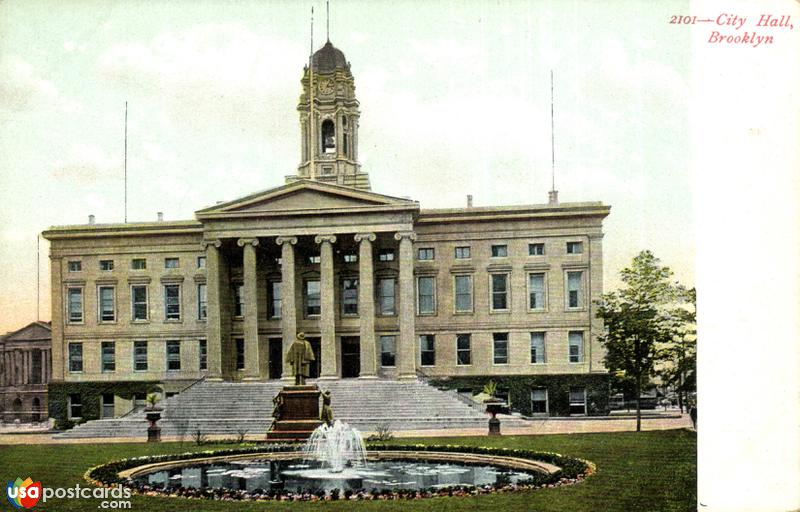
[0, 56, 59, 111]
[96, 23, 306, 139]
[50, 144, 119, 181]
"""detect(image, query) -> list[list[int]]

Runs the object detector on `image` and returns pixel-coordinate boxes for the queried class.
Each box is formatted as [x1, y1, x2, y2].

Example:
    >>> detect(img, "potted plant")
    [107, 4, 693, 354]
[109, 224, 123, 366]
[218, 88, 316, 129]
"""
[481, 380, 508, 436]
[144, 393, 162, 442]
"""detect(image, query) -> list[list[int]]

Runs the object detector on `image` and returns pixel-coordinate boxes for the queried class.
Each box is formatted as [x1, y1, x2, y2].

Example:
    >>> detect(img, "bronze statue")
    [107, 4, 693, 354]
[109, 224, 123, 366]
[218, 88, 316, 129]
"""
[320, 390, 334, 426]
[286, 332, 315, 386]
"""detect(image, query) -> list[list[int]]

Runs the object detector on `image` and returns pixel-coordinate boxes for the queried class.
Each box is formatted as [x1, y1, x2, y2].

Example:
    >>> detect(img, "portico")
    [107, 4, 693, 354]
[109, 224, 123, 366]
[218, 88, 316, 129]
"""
[197, 180, 420, 382]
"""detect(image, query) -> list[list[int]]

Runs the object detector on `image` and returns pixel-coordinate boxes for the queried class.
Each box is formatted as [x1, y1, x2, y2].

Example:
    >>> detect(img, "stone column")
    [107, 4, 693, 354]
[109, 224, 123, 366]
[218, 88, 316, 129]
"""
[41, 350, 47, 384]
[394, 231, 417, 380]
[203, 240, 224, 380]
[355, 233, 377, 378]
[23, 351, 29, 385]
[315, 235, 338, 379]
[238, 238, 261, 381]
[276, 236, 297, 379]
[49, 257, 64, 381]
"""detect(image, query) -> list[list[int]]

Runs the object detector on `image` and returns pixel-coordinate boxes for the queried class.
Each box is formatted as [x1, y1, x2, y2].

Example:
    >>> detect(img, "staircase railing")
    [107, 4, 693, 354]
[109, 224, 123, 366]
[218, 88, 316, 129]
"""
[118, 376, 207, 419]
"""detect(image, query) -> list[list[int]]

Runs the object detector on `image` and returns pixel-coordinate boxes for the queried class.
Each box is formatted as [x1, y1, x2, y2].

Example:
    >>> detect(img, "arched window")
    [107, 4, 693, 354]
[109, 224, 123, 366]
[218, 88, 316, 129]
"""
[321, 119, 336, 154]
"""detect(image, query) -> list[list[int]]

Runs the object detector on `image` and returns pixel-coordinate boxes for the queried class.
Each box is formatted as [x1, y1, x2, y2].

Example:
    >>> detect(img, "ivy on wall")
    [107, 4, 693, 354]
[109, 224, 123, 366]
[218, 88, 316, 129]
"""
[48, 381, 162, 429]
[430, 373, 611, 417]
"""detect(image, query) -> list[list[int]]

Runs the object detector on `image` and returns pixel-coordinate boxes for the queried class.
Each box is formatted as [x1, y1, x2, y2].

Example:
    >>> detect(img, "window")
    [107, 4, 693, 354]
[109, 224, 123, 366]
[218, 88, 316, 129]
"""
[377, 278, 395, 315]
[233, 283, 244, 317]
[133, 341, 148, 371]
[342, 278, 358, 315]
[98, 286, 115, 322]
[269, 281, 282, 319]
[235, 338, 245, 370]
[131, 285, 148, 321]
[569, 387, 587, 415]
[567, 271, 583, 308]
[493, 333, 509, 364]
[454, 246, 471, 259]
[528, 273, 545, 310]
[530, 332, 546, 364]
[454, 275, 473, 313]
[529, 243, 545, 255]
[417, 248, 435, 260]
[131, 258, 146, 270]
[68, 394, 82, 419]
[531, 388, 548, 415]
[102, 393, 115, 418]
[197, 256, 206, 268]
[321, 119, 336, 153]
[164, 285, 181, 320]
[308, 255, 321, 264]
[166, 340, 181, 371]
[343, 253, 358, 263]
[99, 259, 114, 271]
[456, 334, 471, 365]
[491, 274, 509, 311]
[68, 342, 83, 372]
[68, 260, 82, 272]
[305, 280, 321, 316]
[417, 276, 436, 314]
[378, 249, 395, 262]
[198, 339, 207, 370]
[165, 257, 180, 269]
[420, 335, 435, 366]
[30, 349, 42, 384]
[491, 244, 508, 258]
[566, 241, 583, 254]
[569, 331, 584, 363]
[67, 287, 83, 323]
[101, 341, 115, 372]
[380, 336, 396, 367]
[197, 284, 207, 320]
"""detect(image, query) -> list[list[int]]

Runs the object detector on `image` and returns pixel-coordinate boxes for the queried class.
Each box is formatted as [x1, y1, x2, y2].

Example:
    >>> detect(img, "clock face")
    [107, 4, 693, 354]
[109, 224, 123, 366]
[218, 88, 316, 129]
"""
[318, 79, 335, 95]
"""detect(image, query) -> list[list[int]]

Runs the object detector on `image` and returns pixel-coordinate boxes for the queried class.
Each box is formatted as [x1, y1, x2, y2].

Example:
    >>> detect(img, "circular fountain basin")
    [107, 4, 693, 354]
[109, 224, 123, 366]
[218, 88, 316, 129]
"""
[116, 449, 563, 498]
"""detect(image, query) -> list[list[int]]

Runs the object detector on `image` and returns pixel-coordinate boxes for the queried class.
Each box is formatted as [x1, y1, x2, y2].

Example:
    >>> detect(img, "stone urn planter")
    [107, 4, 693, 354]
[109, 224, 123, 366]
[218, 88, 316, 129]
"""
[484, 398, 509, 436]
[145, 408, 163, 442]
[144, 393, 163, 442]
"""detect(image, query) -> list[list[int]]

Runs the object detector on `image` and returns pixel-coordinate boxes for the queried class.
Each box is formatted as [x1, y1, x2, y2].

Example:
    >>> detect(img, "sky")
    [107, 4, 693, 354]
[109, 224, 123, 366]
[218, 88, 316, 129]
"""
[0, 0, 693, 333]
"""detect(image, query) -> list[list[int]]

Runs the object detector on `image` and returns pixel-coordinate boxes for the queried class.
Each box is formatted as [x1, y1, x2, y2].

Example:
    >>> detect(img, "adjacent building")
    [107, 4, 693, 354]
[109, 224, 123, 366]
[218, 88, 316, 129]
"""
[0, 321, 52, 422]
[43, 40, 611, 421]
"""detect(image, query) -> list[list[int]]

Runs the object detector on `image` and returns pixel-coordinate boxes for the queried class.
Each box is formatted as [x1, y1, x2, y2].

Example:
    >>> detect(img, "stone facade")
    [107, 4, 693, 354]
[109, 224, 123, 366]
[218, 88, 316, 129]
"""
[0, 321, 51, 422]
[42, 41, 610, 418]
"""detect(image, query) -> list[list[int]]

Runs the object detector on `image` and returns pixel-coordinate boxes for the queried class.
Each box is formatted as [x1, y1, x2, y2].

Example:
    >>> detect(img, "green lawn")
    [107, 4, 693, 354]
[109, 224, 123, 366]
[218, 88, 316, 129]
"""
[0, 430, 695, 512]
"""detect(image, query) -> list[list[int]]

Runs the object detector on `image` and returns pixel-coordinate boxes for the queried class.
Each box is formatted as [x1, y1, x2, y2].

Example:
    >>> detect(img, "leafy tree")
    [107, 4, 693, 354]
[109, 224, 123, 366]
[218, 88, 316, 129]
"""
[657, 287, 697, 413]
[596, 250, 688, 431]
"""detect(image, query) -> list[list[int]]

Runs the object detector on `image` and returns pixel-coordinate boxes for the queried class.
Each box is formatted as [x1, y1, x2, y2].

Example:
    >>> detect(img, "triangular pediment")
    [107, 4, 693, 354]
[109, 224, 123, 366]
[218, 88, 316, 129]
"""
[3, 322, 51, 343]
[196, 180, 417, 217]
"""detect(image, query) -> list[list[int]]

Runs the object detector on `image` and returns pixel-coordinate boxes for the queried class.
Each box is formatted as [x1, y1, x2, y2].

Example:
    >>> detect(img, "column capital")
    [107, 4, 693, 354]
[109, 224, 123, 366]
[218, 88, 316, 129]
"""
[354, 232, 376, 243]
[394, 231, 417, 242]
[275, 236, 298, 246]
[237, 237, 260, 247]
[201, 239, 222, 249]
[314, 234, 337, 244]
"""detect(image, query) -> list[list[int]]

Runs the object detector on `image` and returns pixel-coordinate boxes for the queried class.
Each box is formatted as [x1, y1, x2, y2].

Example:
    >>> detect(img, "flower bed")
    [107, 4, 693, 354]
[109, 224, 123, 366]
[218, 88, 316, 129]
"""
[85, 443, 595, 502]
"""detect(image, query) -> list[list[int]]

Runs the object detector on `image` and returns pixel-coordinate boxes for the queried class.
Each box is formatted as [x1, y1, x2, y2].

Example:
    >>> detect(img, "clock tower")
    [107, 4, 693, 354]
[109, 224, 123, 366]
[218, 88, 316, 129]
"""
[290, 40, 370, 190]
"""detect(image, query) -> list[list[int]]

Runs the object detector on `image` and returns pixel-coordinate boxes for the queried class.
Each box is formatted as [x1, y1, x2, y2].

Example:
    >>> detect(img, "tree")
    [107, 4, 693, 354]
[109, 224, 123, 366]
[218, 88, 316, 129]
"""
[657, 287, 697, 413]
[596, 250, 688, 431]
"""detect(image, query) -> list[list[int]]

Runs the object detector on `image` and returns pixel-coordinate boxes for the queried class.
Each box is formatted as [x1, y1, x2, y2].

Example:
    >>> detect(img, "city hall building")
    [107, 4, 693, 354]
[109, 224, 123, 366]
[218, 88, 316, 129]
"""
[43, 41, 611, 420]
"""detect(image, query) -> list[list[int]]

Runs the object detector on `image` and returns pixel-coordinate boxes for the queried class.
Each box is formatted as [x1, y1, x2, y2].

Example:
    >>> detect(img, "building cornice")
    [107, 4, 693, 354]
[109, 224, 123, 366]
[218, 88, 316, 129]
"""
[42, 221, 202, 241]
[416, 202, 611, 224]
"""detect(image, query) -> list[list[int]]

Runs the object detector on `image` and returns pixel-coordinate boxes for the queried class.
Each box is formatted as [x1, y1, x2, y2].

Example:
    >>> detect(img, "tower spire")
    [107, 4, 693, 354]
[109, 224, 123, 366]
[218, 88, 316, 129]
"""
[326, 0, 330, 42]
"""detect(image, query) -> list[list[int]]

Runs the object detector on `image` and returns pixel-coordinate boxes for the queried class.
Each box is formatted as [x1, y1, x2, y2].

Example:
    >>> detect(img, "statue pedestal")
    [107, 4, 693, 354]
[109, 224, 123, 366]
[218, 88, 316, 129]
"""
[266, 385, 322, 442]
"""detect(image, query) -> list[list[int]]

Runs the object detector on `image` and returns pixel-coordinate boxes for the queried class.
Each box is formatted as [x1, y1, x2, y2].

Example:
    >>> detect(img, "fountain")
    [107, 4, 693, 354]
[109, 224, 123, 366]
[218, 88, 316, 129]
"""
[302, 420, 367, 473]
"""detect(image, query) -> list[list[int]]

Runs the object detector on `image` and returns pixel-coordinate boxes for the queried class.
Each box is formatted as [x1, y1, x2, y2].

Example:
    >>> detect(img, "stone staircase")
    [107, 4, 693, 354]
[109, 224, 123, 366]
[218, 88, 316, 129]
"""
[55, 379, 529, 439]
